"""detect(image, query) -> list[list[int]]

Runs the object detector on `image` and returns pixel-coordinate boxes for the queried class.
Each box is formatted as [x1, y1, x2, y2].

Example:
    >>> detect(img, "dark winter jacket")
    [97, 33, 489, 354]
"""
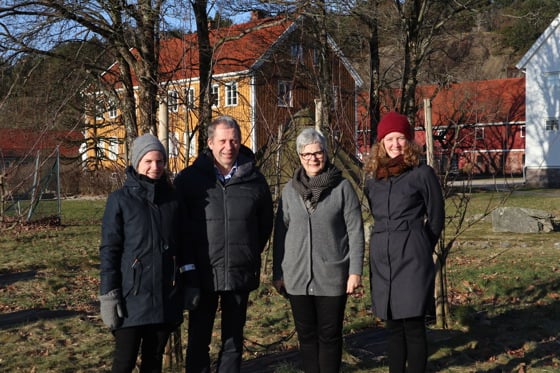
[365, 163, 444, 320]
[99, 166, 184, 329]
[174, 146, 274, 292]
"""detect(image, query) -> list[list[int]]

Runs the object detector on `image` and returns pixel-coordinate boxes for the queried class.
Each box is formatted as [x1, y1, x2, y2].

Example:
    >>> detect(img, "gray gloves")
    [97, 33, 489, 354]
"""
[99, 288, 124, 329]
[184, 287, 200, 310]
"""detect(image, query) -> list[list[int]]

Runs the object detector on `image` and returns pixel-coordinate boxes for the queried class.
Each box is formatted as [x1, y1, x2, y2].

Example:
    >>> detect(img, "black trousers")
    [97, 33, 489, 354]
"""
[185, 290, 250, 373]
[111, 324, 173, 373]
[288, 294, 347, 373]
[385, 317, 428, 373]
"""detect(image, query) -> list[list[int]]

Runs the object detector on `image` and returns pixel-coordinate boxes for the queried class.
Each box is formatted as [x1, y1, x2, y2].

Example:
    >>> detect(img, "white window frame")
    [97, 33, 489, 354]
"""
[108, 100, 117, 119]
[95, 102, 104, 120]
[278, 81, 293, 107]
[185, 131, 197, 157]
[474, 127, 484, 140]
[107, 137, 119, 161]
[168, 90, 179, 112]
[290, 43, 303, 64]
[332, 85, 339, 109]
[211, 84, 220, 107]
[185, 87, 196, 110]
[313, 48, 320, 66]
[225, 82, 238, 107]
[169, 131, 180, 157]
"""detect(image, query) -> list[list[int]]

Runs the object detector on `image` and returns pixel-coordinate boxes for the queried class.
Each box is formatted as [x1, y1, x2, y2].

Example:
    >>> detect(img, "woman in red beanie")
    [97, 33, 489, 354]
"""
[363, 112, 445, 373]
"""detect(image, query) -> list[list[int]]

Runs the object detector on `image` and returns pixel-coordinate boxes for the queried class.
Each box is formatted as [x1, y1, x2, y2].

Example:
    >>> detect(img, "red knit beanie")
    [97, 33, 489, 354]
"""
[376, 112, 413, 142]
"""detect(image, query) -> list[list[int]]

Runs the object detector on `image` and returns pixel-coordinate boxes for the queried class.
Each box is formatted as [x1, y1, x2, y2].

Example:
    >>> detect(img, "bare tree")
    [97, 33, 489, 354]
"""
[0, 0, 169, 153]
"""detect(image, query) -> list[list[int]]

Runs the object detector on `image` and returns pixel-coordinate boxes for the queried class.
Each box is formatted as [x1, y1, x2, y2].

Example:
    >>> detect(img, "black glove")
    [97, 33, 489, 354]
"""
[184, 287, 200, 310]
[99, 288, 124, 329]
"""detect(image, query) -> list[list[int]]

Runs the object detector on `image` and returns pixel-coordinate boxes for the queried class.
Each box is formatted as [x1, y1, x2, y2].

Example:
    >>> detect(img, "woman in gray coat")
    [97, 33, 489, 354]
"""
[364, 112, 445, 373]
[273, 127, 365, 373]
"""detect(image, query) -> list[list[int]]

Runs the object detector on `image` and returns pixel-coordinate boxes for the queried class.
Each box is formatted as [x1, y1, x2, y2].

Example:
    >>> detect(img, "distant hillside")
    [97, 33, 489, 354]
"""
[348, 30, 525, 89]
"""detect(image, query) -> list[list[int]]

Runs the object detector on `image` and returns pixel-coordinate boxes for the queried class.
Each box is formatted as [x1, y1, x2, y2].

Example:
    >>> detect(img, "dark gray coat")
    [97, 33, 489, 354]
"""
[99, 167, 184, 329]
[174, 146, 274, 292]
[365, 164, 444, 320]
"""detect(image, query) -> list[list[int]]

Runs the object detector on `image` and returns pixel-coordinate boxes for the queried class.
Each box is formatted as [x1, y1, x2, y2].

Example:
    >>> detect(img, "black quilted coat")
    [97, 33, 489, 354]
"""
[174, 146, 274, 292]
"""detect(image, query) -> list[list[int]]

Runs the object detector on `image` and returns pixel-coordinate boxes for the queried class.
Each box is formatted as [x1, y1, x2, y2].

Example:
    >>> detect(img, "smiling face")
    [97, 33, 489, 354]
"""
[382, 131, 408, 158]
[137, 150, 165, 179]
[208, 123, 241, 175]
[299, 142, 326, 177]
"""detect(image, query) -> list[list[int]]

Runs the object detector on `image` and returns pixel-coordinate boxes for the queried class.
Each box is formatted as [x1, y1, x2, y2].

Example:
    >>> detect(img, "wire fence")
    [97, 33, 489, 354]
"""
[1, 147, 61, 225]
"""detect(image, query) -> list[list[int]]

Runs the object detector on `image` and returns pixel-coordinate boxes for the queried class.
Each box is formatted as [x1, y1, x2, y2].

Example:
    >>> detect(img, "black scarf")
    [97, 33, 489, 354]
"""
[292, 162, 343, 212]
[376, 155, 411, 179]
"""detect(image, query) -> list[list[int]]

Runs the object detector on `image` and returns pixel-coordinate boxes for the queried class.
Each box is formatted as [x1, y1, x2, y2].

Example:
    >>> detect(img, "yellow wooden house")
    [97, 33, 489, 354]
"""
[85, 12, 363, 174]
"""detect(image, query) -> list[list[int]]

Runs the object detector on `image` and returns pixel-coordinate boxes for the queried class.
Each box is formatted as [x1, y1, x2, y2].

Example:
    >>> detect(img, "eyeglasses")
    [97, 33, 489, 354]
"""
[299, 150, 324, 160]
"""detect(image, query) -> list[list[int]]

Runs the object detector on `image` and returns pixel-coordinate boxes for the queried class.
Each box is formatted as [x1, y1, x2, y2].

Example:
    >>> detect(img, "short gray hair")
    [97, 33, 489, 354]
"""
[207, 115, 241, 140]
[296, 127, 327, 154]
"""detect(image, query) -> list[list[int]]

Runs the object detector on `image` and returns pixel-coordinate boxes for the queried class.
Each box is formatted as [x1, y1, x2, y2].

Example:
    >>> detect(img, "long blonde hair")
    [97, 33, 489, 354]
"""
[363, 139, 422, 178]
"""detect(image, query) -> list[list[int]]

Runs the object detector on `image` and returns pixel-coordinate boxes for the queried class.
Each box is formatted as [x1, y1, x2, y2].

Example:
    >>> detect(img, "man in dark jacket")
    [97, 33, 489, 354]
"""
[174, 115, 274, 373]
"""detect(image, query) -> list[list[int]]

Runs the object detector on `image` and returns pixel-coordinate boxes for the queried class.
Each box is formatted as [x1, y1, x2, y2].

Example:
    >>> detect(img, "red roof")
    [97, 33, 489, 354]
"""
[358, 77, 526, 128]
[0, 129, 83, 159]
[104, 16, 294, 86]
[415, 77, 525, 126]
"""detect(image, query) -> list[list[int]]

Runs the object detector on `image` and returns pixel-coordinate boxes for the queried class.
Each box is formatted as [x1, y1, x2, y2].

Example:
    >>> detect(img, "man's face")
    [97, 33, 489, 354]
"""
[208, 123, 240, 173]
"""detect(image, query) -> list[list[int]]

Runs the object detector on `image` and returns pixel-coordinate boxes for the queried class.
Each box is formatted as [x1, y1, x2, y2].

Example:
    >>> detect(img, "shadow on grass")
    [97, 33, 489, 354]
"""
[0, 268, 84, 330]
[241, 327, 389, 372]
[0, 269, 39, 286]
[429, 277, 560, 372]
[0, 308, 81, 330]
[241, 275, 560, 372]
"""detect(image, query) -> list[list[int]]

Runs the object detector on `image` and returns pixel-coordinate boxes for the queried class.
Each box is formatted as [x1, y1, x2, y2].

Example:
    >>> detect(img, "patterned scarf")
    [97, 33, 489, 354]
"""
[292, 162, 343, 212]
[376, 155, 411, 180]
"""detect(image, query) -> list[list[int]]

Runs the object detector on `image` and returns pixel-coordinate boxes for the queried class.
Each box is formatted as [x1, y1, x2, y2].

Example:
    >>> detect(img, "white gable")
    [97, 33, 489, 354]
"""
[516, 13, 560, 183]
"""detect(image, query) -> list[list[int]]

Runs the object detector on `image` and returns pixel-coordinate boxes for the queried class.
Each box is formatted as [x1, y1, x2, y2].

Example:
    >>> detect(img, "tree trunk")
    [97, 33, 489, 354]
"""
[193, 0, 212, 153]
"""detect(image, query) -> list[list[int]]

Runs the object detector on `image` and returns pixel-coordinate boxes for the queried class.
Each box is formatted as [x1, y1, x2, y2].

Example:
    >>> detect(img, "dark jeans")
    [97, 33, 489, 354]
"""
[386, 317, 427, 373]
[111, 324, 173, 373]
[288, 294, 347, 373]
[185, 290, 250, 373]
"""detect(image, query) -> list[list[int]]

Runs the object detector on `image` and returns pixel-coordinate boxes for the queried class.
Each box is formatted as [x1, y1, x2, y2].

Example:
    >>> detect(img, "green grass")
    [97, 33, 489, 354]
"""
[1, 191, 559, 372]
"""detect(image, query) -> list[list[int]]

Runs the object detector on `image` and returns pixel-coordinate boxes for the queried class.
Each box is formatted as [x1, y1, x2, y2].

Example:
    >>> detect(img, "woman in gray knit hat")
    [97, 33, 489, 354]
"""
[99, 133, 194, 373]
[273, 127, 365, 373]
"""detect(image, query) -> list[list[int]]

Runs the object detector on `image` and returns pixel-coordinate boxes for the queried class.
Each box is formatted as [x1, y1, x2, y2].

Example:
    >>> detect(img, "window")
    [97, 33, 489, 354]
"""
[211, 84, 219, 107]
[278, 81, 293, 107]
[185, 131, 197, 157]
[95, 101, 104, 120]
[107, 137, 119, 161]
[545, 118, 559, 131]
[520, 126, 525, 138]
[185, 87, 195, 110]
[168, 90, 179, 112]
[108, 101, 117, 119]
[313, 48, 320, 66]
[290, 44, 303, 64]
[474, 127, 484, 140]
[332, 85, 339, 109]
[225, 82, 238, 106]
[169, 132, 180, 157]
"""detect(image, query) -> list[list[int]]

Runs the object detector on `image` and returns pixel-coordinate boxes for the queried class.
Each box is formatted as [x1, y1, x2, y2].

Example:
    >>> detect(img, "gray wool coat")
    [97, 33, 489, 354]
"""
[365, 163, 445, 320]
[273, 178, 365, 296]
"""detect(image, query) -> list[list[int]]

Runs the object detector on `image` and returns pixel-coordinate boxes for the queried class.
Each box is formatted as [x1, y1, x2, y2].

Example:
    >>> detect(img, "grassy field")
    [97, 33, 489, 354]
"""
[0, 188, 559, 372]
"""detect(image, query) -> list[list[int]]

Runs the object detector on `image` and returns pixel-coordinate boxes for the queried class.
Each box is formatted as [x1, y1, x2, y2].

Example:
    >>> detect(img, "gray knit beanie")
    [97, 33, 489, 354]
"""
[131, 133, 167, 170]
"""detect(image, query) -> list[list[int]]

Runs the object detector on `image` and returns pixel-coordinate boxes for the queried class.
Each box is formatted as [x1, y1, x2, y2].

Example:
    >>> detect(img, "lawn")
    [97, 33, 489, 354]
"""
[0, 189, 559, 372]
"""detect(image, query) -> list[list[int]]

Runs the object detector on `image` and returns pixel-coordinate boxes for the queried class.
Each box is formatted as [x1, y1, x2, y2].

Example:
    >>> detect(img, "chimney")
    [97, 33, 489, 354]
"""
[250, 10, 268, 21]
